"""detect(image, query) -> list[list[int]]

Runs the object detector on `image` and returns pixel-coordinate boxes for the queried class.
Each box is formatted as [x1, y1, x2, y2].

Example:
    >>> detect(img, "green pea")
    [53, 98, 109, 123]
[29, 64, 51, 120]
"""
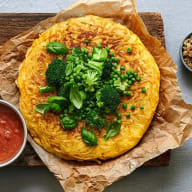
[140, 105, 144, 109]
[97, 44, 102, 48]
[129, 74, 133, 79]
[131, 105, 136, 110]
[124, 74, 128, 79]
[126, 91, 131, 96]
[117, 120, 122, 124]
[120, 75, 125, 80]
[131, 77, 135, 82]
[106, 47, 110, 52]
[126, 113, 131, 118]
[126, 70, 131, 75]
[141, 88, 146, 93]
[85, 40, 89, 44]
[136, 76, 141, 81]
[59, 114, 64, 119]
[127, 47, 132, 53]
[128, 80, 132, 85]
[112, 57, 119, 62]
[113, 63, 117, 68]
[120, 66, 125, 70]
[109, 52, 114, 57]
[133, 72, 138, 77]
[117, 113, 122, 119]
[122, 103, 127, 109]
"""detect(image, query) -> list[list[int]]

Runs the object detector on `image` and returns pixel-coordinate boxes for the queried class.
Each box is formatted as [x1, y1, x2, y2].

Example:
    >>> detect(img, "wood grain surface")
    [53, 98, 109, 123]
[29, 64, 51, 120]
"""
[0, 12, 170, 167]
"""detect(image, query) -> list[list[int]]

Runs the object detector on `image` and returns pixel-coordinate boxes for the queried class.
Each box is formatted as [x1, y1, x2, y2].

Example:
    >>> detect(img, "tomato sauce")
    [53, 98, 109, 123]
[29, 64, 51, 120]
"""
[0, 104, 24, 163]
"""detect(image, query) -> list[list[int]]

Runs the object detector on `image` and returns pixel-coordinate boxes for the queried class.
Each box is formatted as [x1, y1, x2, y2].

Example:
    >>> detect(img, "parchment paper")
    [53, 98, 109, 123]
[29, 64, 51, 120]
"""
[1, 0, 192, 191]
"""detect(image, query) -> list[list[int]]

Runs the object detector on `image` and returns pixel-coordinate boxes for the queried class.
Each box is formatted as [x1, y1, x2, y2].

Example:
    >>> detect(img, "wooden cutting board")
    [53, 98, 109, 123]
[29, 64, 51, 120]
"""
[0, 12, 171, 167]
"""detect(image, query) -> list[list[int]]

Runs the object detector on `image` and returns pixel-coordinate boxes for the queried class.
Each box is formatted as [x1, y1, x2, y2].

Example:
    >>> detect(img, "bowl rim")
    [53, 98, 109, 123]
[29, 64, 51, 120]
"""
[0, 99, 27, 167]
[180, 32, 192, 72]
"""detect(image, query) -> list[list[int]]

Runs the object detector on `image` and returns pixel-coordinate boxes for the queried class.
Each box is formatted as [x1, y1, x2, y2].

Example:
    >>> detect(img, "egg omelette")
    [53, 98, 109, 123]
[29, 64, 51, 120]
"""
[17, 15, 160, 161]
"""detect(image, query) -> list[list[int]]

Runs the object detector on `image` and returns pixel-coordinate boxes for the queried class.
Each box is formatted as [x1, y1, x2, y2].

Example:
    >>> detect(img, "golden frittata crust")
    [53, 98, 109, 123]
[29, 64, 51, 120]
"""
[17, 15, 160, 161]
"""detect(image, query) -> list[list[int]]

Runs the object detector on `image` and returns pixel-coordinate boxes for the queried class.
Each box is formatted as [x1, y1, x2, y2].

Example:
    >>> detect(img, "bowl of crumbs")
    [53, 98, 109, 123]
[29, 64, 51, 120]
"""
[180, 32, 192, 72]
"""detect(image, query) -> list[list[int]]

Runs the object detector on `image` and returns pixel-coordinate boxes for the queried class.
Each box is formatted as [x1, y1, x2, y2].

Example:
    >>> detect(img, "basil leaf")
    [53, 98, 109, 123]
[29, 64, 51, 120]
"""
[81, 128, 97, 146]
[104, 120, 121, 140]
[65, 61, 73, 76]
[92, 47, 108, 61]
[49, 103, 62, 113]
[34, 102, 50, 114]
[48, 96, 68, 106]
[46, 42, 68, 55]
[70, 87, 83, 109]
[39, 85, 56, 93]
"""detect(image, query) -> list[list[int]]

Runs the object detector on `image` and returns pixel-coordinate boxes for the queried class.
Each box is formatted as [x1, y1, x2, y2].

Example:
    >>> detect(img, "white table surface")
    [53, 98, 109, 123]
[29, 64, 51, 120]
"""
[1, 0, 192, 191]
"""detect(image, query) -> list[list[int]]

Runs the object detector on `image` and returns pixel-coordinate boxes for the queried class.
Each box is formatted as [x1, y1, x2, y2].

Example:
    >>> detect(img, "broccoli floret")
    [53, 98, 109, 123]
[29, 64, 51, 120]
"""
[45, 58, 66, 86]
[113, 79, 128, 92]
[92, 47, 108, 62]
[86, 110, 107, 129]
[101, 59, 113, 80]
[96, 85, 120, 113]
[67, 47, 88, 65]
[83, 70, 100, 92]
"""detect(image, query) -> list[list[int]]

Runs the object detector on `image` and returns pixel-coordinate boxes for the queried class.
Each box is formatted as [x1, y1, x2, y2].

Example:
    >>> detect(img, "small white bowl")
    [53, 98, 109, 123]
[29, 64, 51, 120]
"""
[0, 100, 27, 167]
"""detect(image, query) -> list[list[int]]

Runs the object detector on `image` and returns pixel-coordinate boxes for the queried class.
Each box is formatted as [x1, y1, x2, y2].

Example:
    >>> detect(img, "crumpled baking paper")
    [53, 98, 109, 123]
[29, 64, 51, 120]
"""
[1, 0, 192, 191]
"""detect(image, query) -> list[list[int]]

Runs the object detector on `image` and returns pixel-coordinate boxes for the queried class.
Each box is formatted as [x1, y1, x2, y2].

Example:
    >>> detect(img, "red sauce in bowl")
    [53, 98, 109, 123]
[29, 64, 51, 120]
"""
[0, 104, 24, 163]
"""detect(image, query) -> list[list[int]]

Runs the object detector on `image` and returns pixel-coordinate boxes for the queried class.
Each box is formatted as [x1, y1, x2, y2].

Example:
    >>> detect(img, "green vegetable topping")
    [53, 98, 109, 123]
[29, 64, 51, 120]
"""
[104, 120, 121, 140]
[96, 86, 120, 113]
[120, 66, 125, 70]
[127, 47, 132, 53]
[136, 76, 141, 81]
[45, 58, 66, 86]
[49, 103, 62, 113]
[117, 113, 122, 119]
[85, 40, 89, 45]
[46, 42, 68, 55]
[34, 103, 50, 114]
[126, 91, 131, 96]
[60, 115, 78, 130]
[131, 105, 136, 110]
[141, 88, 146, 93]
[92, 47, 108, 61]
[48, 96, 68, 106]
[109, 52, 114, 57]
[122, 103, 127, 109]
[35, 42, 143, 146]
[81, 128, 97, 146]
[126, 113, 131, 118]
[39, 85, 56, 93]
[70, 87, 84, 109]
[86, 110, 107, 129]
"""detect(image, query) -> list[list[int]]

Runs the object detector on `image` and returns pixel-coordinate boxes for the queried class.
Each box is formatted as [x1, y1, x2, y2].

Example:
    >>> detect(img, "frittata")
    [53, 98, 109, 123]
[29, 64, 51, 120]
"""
[17, 15, 160, 161]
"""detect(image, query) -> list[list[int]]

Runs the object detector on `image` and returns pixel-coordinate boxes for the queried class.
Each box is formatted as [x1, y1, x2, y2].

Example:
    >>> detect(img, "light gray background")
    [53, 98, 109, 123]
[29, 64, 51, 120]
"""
[0, 0, 192, 191]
